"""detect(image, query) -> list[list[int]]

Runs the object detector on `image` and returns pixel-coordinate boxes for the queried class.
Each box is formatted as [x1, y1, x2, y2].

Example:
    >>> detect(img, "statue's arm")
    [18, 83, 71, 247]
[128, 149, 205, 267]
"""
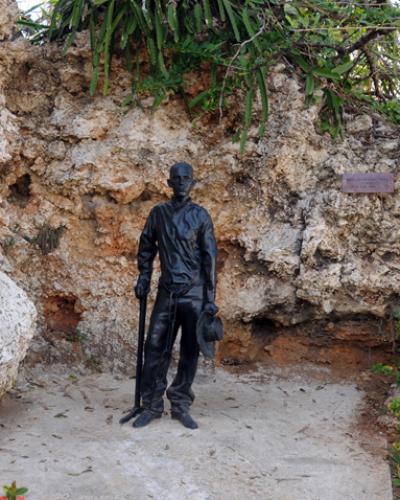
[135, 208, 158, 298]
[200, 212, 218, 313]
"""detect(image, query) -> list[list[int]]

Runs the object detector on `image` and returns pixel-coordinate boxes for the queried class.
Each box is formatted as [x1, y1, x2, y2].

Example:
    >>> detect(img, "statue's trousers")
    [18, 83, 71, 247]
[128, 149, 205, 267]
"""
[140, 284, 203, 415]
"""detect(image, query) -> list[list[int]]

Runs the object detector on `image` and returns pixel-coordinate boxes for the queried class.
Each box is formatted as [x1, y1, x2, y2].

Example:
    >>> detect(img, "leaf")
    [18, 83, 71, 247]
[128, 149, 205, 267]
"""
[17, 19, 47, 29]
[167, 3, 179, 42]
[322, 88, 343, 138]
[129, 0, 148, 33]
[62, 31, 76, 55]
[194, 3, 203, 33]
[69, 0, 84, 30]
[210, 63, 217, 86]
[215, 0, 226, 22]
[221, 0, 240, 42]
[152, 92, 164, 108]
[89, 11, 96, 51]
[16, 487, 29, 495]
[147, 36, 157, 67]
[157, 51, 168, 78]
[188, 90, 209, 109]
[154, 0, 163, 50]
[111, 5, 126, 34]
[284, 4, 298, 17]
[255, 68, 268, 136]
[142, 0, 153, 31]
[67, 466, 93, 477]
[291, 54, 311, 73]
[102, 0, 115, 95]
[332, 60, 354, 75]
[53, 412, 68, 418]
[313, 67, 340, 81]
[120, 16, 137, 49]
[202, 0, 213, 28]
[305, 73, 314, 96]
[240, 86, 254, 154]
[285, 14, 298, 29]
[243, 99, 253, 134]
[123, 43, 133, 72]
[242, 7, 261, 51]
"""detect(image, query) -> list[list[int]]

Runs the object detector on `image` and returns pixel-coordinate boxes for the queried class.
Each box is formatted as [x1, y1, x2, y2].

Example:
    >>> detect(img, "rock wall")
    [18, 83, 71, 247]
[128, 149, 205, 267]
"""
[0, 271, 37, 396]
[0, 0, 18, 41]
[1, 8, 399, 371]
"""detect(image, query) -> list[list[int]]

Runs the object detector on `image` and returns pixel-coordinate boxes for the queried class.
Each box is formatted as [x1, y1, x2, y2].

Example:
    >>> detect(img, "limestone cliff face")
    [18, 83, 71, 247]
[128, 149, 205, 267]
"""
[0, 15, 399, 370]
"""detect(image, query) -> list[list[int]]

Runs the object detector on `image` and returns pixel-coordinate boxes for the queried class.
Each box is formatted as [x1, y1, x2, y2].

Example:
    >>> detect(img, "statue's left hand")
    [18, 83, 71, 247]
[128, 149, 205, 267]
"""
[134, 276, 150, 299]
[203, 302, 218, 315]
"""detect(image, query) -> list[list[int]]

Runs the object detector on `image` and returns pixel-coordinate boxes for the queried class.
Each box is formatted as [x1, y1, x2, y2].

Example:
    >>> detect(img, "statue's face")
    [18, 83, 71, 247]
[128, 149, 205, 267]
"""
[168, 164, 195, 199]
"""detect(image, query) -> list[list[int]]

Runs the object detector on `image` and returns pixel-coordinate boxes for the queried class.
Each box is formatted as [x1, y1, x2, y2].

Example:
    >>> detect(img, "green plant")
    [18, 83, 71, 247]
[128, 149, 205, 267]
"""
[31, 224, 66, 255]
[391, 442, 400, 490]
[18, 1, 400, 150]
[1, 236, 16, 255]
[372, 362, 395, 377]
[392, 444, 400, 487]
[389, 397, 400, 418]
[373, 365, 400, 496]
[371, 362, 400, 388]
[85, 356, 102, 372]
[393, 308, 400, 340]
[2, 481, 28, 500]
[66, 328, 88, 343]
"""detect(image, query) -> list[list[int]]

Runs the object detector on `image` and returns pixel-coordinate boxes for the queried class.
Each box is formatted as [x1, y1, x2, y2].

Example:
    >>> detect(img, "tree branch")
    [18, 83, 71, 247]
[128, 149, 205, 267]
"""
[345, 28, 388, 54]
[362, 47, 382, 98]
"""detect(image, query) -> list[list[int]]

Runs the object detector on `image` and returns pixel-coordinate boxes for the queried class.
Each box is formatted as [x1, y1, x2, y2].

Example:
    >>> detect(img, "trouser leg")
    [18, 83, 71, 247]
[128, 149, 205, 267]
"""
[167, 297, 202, 414]
[141, 293, 179, 414]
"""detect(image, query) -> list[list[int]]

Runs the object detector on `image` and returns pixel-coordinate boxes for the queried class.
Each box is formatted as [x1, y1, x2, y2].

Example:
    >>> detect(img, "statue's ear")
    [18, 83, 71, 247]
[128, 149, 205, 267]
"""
[167, 179, 172, 188]
[191, 179, 197, 186]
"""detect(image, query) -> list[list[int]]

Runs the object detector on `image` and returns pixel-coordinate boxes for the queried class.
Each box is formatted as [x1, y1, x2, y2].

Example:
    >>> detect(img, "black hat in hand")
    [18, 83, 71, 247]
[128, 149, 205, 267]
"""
[196, 310, 224, 358]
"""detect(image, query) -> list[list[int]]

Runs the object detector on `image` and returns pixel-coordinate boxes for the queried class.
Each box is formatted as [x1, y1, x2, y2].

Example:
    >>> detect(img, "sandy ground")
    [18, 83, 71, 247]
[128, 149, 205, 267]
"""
[0, 364, 392, 500]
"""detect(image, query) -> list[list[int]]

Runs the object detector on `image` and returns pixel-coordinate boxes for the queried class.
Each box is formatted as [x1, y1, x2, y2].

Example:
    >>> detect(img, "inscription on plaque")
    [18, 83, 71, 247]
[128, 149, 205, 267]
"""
[342, 173, 394, 193]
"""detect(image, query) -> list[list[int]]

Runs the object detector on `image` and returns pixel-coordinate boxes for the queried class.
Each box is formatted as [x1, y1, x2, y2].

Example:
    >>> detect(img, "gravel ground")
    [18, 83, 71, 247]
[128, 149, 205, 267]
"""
[0, 364, 392, 500]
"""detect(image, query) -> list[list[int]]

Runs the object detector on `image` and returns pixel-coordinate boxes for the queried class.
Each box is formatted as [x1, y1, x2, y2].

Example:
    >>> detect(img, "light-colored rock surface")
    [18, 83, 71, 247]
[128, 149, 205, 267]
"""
[0, 27, 399, 369]
[0, 271, 37, 396]
[0, 0, 18, 41]
[0, 366, 392, 499]
[346, 114, 373, 134]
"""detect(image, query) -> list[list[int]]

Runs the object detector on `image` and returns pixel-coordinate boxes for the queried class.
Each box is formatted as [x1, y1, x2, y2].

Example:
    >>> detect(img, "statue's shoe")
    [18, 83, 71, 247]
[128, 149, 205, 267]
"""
[132, 410, 161, 428]
[171, 411, 198, 429]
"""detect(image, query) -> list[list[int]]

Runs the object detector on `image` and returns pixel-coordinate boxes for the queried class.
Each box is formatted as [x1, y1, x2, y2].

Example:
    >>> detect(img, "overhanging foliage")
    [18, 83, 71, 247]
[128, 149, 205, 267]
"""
[19, 0, 400, 150]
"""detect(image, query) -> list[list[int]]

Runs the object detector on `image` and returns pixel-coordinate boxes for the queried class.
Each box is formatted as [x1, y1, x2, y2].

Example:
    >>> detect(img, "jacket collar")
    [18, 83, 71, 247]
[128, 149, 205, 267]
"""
[170, 196, 192, 210]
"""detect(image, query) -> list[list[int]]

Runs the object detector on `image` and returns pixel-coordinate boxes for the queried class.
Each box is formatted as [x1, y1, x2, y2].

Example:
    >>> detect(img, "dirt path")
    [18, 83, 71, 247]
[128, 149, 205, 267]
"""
[0, 365, 392, 500]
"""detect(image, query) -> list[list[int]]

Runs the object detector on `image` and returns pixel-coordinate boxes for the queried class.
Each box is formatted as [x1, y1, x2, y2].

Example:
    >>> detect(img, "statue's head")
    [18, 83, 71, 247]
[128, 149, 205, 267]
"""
[167, 162, 195, 199]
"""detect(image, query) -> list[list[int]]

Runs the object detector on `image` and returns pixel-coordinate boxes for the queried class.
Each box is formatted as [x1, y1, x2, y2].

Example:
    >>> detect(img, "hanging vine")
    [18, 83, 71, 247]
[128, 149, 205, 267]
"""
[19, 0, 400, 150]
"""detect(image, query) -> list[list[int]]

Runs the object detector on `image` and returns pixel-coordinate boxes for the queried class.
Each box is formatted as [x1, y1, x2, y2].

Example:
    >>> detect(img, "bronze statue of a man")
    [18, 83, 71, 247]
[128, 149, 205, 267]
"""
[133, 162, 218, 429]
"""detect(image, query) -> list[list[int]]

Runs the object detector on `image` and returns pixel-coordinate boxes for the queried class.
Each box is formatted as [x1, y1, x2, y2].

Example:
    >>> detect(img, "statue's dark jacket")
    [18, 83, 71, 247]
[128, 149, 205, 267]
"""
[137, 197, 217, 302]
[136, 196, 217, 415]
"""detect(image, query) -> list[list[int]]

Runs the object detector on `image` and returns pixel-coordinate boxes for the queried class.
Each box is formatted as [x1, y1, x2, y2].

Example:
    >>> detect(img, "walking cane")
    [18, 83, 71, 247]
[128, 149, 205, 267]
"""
[119, 295, 147, 424]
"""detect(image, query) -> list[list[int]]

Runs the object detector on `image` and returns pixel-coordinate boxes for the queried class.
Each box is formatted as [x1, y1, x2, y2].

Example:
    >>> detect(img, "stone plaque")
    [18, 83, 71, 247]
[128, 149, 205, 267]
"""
[342, 173, 394, 193]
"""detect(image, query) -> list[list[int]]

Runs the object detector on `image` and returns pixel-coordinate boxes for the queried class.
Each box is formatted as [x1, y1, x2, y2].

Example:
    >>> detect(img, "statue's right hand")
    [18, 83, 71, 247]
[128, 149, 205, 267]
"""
[134, 277, 149, 299]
